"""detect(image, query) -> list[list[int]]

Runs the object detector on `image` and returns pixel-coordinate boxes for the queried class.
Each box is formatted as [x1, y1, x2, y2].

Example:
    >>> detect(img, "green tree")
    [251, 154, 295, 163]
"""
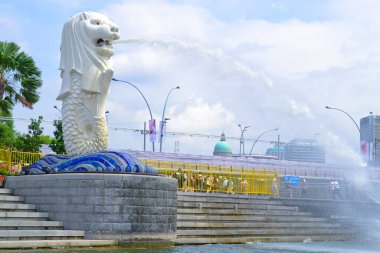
[49, 119, 66, 154]
[17, 116, 50, 152]
[0, 41, 42, 115]
[0, 110, 16, 149]
[0, 121, 16, 149]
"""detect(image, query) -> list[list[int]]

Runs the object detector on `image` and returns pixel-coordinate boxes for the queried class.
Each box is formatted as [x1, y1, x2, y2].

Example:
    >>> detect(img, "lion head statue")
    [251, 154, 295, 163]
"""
[57, 11, 120, 100]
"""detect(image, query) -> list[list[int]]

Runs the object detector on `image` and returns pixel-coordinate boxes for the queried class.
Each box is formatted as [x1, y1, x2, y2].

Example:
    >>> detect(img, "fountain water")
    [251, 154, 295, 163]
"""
[115, 37, 273, 87]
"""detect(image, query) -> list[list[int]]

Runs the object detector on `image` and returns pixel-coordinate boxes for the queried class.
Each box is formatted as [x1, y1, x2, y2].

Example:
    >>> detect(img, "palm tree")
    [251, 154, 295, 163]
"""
[0, 41, 42, 115]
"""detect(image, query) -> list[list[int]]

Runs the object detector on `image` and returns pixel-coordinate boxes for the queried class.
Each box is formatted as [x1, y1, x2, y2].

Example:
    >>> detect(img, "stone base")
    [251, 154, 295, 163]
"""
[5, 173, 177, 247]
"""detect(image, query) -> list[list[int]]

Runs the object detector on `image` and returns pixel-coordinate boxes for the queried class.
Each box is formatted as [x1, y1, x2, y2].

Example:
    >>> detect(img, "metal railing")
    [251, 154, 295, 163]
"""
[0, 149, 44, 174]
[141, 159, 279, 196]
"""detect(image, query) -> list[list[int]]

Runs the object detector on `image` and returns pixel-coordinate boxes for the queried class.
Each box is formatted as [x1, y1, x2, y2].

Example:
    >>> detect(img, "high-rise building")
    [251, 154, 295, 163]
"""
[360, 115, 380, 166]
[284, 139, 325, 163]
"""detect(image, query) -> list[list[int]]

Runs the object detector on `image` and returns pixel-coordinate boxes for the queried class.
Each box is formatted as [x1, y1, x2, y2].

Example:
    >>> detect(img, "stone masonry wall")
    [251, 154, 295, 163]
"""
[5, 173, 177, 246]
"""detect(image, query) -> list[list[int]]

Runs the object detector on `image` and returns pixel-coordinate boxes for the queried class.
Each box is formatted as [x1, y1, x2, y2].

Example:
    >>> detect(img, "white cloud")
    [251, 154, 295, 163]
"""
[170, 97, 235, 133]
[102, 0, 377, 162]
[103, 1, 216, 40]
[286, 98, 314, 120]
[7, 0, 380, 165]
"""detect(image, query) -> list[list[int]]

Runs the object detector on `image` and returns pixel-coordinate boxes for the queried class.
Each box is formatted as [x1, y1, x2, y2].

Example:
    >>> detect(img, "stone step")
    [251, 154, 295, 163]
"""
[177, 208, 312, 216]
[0, 220, 63, 229]
[177, 221, 342, 229]
[177, 228, 350, 237]
[0, 189, 13, 195]
[175, 235, 353, 244]
[178, 191, 271, 199]
[177, 214, 326, 223]
[177, 202, 297, 211]
[0, 203, 35, 211]
[0, 239, 117, 249]
[0, 230, 84, 240]
[0, 211, 49, 220]
[176, 191, 356, 245]
[0, 195, 24, 203]
[177, 194, 283, 206]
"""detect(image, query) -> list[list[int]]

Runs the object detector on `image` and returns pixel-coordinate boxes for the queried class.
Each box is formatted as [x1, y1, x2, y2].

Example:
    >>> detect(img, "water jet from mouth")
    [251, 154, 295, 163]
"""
[115, 37, 273, 88]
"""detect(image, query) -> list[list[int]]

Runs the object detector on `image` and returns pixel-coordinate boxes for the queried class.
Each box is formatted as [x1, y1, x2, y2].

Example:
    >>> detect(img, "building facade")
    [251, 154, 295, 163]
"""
[265, 147, 285, 159]
[360, 115, 380, 166]
[283, 139, 325, 163]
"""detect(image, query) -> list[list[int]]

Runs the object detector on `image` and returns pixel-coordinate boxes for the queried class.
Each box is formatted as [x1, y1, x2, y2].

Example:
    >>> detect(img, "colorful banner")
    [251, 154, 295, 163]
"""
[149, 119, 156, 142]
[360, 140, 369, 162]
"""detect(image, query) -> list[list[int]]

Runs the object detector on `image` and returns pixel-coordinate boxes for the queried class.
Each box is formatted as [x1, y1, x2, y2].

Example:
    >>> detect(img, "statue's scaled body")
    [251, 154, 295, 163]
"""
[57, 12, 120, 156]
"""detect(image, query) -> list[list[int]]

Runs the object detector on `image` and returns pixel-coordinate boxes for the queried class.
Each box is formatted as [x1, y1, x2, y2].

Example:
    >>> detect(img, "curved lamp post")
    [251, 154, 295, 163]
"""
[53, 106, 63, 122]
[159, 86, 180, 152]
[325, 106, 360, 133]
[112, 78, 154, 151]
[53, 105, 62, 115]
[249, 128, 278, 156]
[325, 106, 369, 163]
[105, 111, 109, 124]
[238, 124, 250, 156]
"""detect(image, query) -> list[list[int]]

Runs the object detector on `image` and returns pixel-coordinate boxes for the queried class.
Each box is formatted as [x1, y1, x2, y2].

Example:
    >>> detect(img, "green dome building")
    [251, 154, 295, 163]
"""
[213, 132, 233, 157]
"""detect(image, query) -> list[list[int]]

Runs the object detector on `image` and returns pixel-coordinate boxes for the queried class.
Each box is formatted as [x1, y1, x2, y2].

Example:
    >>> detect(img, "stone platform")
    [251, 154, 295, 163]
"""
[5, 173, 177, 247]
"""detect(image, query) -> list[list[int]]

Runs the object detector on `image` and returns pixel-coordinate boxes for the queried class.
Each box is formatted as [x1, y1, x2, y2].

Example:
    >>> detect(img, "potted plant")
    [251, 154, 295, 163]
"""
[0, 168, 11, 187]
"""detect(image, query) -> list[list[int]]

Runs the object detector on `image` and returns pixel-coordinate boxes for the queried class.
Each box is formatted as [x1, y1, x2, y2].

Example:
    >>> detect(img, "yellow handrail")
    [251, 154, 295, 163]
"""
[0, 149, 44, 174]
[142, 159, 279, 196]
[0, 151, 279, 196]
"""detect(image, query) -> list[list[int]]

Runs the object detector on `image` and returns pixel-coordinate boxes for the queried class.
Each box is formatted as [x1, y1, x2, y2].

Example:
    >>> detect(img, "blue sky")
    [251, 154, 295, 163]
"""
[1, 0, 379, 165]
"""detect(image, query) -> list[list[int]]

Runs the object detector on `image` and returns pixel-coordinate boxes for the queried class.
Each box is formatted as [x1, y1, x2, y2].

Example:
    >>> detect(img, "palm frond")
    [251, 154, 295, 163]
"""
[0, 41, 42, 112]
[16, 94, 33, 109]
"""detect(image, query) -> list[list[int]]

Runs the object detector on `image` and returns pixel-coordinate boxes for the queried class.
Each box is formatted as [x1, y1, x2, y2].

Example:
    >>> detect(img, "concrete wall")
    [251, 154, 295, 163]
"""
[5, 173, 177, 247]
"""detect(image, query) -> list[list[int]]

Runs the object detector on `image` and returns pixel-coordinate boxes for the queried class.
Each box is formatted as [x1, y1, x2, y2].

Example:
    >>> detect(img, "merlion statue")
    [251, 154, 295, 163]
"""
[57, 12, 120, 156]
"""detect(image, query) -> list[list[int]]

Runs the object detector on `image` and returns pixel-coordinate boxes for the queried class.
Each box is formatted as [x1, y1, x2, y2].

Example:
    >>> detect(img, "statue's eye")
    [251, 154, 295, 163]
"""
[91, 20, 101, 25]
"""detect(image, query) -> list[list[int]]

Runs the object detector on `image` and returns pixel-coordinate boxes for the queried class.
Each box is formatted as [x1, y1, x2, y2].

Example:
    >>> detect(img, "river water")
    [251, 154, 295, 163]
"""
[8, 241, 380, 253]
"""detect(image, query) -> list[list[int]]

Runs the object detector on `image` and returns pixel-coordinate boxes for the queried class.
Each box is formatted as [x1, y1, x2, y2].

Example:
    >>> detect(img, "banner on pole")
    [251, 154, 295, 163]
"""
[360, 140, 369, 162]
[159, 121, 167, 143]
[149, 119, 156, 142]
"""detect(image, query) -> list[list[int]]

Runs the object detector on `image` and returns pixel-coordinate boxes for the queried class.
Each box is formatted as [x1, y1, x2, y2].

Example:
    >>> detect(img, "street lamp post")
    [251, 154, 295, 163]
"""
[53, 105, 62, 115]
[159, 86, 180, 152]
[112, 78, 154, 151]
[238, 124, 250, 156]
[325, 106, 360, 133]
[249, 128, 278, 156]
[325, 106, 368, 163]
[105, 111, 109, 124]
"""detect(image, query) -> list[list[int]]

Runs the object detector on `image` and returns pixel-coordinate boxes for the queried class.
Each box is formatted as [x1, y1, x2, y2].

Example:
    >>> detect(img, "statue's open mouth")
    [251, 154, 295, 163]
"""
[96, 39, 112, 47]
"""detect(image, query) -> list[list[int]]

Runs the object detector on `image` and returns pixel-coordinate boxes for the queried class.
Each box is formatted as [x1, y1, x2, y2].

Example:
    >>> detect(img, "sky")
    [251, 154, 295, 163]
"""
[0, 0, 378, 166]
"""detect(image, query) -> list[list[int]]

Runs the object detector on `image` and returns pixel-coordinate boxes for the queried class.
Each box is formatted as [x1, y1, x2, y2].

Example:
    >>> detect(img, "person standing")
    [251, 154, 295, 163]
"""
[300, 178, 308, 198]
[330, 179, 336, 199]
[271, 177, 279, 197]
[223, 177, 229, 193]
[285, 177, 292, 198]
[334, 180, 341, 198]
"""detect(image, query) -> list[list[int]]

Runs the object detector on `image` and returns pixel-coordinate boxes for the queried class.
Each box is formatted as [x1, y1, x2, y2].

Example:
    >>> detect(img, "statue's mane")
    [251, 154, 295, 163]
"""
[57, 12, 111, 100]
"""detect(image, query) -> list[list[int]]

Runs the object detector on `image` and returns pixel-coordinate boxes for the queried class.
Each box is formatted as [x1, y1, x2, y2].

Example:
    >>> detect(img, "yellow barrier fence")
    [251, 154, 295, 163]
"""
[0, 151, 279, 196]
[0, 149, 44, 174]
[142, 159, 279, 196]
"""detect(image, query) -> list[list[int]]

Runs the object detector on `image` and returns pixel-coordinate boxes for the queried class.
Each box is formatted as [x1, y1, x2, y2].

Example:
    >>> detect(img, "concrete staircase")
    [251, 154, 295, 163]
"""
[176, 192, 355, 244]
[0, 188, 117, 249]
